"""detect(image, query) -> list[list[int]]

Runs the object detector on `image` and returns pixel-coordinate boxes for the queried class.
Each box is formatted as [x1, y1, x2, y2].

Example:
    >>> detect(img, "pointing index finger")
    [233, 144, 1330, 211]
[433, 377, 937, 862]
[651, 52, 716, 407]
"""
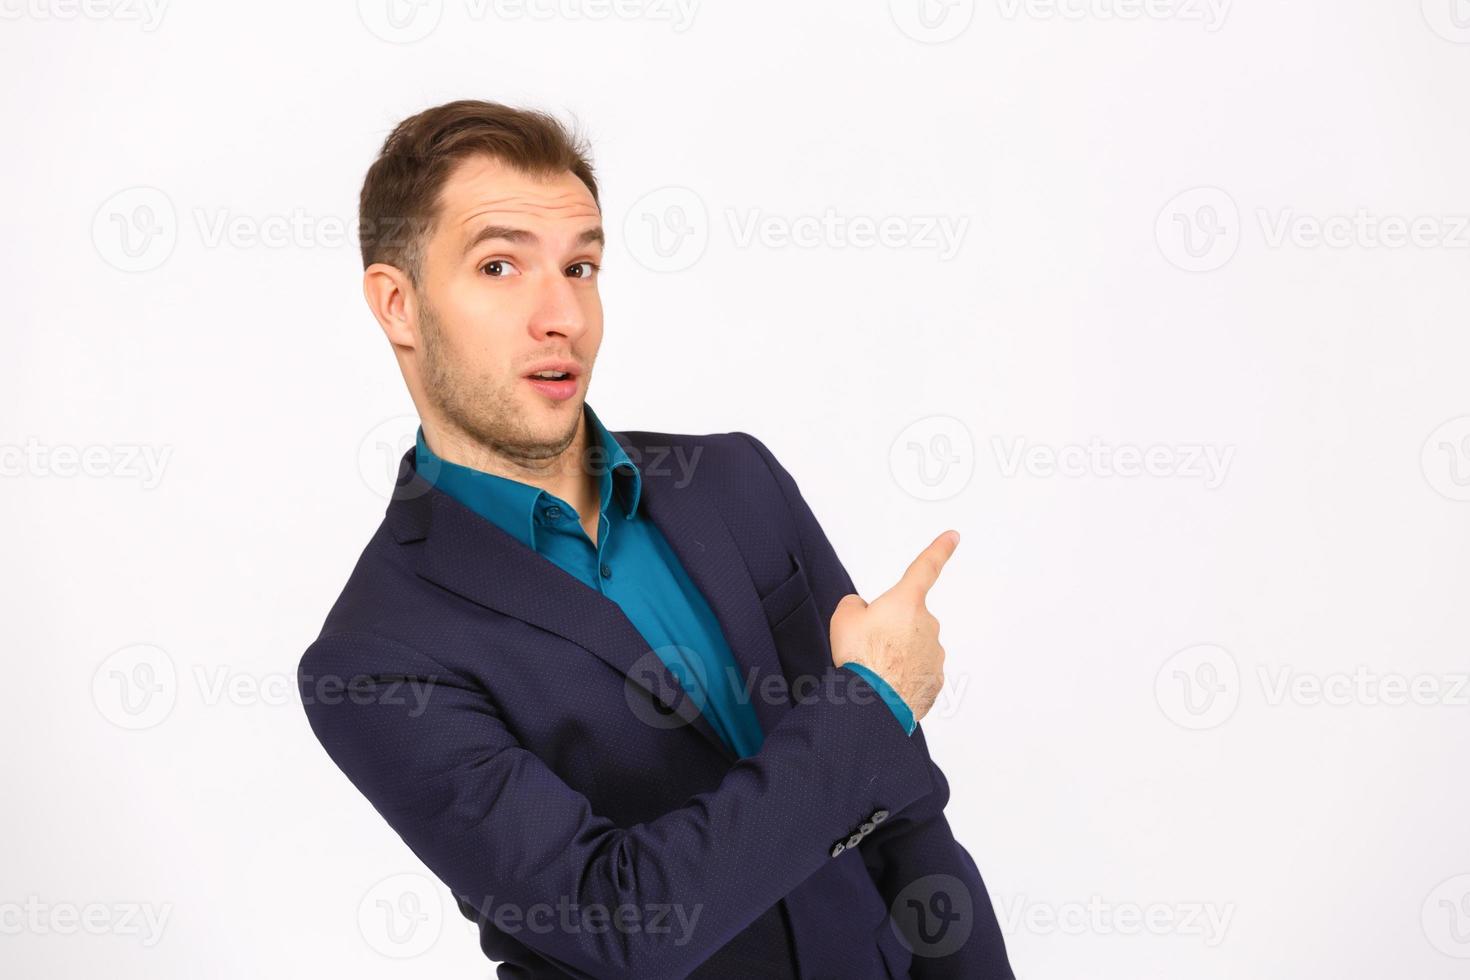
[895, 529, 960, 600]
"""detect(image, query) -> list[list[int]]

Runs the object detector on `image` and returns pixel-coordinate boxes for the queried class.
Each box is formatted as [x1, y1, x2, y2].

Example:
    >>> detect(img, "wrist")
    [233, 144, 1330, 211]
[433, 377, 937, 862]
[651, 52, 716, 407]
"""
[840, 662, 916, 735]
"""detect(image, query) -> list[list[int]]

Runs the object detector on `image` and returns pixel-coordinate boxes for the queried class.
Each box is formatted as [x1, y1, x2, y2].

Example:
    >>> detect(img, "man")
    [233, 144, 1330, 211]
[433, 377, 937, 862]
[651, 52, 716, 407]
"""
[298, 99, 1013, 979]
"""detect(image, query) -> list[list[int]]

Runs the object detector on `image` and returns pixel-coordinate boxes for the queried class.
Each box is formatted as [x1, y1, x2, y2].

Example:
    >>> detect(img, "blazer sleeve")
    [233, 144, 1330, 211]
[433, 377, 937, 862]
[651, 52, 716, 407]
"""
[737, 431, 1015, 980]
[298, 628, 936, 980]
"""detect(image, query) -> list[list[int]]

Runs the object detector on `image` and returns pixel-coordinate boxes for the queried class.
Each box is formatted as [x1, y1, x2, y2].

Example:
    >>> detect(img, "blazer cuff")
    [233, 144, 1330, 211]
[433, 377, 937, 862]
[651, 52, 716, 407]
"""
[840, 662, 917, 735]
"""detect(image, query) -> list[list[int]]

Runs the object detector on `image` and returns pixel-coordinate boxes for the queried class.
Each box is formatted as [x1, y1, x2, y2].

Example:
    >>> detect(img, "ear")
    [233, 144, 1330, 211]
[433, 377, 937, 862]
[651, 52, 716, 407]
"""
[363, 262, 420, 350]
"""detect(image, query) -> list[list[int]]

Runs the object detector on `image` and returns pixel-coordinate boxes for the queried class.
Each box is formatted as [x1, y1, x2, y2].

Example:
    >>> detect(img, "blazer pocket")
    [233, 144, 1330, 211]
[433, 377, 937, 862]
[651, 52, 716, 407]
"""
[758, 553, 815, 631]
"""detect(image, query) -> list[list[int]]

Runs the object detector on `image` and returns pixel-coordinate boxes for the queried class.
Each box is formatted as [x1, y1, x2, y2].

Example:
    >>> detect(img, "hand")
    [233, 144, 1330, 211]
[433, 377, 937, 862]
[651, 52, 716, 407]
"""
[829, 530, 959, 724]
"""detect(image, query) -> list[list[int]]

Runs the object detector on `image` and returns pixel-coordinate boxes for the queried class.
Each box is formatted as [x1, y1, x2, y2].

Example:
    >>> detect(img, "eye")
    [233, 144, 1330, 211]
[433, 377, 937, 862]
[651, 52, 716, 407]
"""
[566, 261, 600, 279]
[480, 259, 519, 278]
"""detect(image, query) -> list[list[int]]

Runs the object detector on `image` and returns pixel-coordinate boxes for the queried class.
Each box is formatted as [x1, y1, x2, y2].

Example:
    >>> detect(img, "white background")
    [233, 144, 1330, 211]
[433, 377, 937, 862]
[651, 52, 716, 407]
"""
[4, 0, 1469, 977]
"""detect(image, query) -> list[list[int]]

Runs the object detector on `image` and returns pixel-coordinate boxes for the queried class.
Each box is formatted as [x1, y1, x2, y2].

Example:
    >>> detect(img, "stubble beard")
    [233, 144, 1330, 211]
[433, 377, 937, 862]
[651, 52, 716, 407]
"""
[417, 297, 583, 465]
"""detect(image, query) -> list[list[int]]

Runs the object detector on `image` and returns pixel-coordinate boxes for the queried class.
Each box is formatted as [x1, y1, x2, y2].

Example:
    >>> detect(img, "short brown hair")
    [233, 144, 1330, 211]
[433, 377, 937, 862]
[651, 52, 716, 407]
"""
[358, 99, 599, 287]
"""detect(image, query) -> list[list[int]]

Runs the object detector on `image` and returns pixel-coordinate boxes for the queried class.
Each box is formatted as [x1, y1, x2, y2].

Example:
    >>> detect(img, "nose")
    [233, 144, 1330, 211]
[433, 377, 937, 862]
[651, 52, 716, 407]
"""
[527, 268, 589, 342]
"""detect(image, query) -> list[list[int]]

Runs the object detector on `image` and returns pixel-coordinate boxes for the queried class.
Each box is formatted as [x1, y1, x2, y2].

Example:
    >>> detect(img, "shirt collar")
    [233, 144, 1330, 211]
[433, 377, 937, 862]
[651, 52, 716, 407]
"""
[584, 401, 643, 518]
[414, 402, 641, 551]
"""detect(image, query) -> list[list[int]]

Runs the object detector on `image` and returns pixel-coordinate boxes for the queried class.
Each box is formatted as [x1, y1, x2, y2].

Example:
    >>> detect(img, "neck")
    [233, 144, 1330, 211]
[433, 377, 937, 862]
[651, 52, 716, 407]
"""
[421, 408, 601, 523]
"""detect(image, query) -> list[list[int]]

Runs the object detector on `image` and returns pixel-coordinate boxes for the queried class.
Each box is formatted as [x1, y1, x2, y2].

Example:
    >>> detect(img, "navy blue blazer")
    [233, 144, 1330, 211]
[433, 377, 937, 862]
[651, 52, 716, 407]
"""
[298, 426, 1014, 979]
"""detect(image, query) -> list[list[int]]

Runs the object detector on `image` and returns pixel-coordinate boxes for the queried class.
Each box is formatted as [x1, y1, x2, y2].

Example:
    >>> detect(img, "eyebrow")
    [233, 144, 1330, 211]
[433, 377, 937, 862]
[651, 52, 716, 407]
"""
[460, 224, 605, 258]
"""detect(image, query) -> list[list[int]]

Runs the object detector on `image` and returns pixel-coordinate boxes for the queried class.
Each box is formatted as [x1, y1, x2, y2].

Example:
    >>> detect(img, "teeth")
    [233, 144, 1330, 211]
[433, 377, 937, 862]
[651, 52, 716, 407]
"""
[532, 370, 568, 379]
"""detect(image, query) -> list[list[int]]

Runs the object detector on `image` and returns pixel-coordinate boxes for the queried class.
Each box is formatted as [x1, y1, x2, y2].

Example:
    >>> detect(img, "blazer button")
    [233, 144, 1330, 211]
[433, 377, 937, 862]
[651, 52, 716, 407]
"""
[846, 832, 863, 848]
[871, 809, 889, 824]
[830, 841, 846, 858]
[859, 820, 875, 836]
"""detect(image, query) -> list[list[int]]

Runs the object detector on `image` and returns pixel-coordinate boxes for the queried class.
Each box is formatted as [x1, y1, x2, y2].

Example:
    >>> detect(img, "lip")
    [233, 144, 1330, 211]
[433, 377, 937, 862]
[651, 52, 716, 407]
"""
[522, 359, 581, 380]
[523, 359, 581, 402]
[524, 376, 579, 401]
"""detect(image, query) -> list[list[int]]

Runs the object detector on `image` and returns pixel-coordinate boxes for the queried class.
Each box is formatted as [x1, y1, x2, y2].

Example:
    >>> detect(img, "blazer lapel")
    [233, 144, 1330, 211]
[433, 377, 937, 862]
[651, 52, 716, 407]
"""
[615, 430, 795, 739]
[388, 442, 755, 765]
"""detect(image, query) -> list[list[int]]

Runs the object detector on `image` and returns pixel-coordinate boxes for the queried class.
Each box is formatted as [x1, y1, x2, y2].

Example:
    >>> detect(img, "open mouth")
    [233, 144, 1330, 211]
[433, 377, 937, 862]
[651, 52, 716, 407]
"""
[524, 367, 580, 401]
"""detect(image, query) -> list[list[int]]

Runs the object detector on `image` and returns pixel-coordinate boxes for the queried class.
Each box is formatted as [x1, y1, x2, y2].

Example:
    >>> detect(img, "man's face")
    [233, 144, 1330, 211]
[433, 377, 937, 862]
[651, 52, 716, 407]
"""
[412, 155, 604, 462]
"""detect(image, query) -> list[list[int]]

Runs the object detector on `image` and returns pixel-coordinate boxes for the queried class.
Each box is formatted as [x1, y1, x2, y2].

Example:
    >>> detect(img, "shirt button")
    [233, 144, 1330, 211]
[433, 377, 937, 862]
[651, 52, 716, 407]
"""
[600, 563, 612, 579]
[544, 506, 562, 520]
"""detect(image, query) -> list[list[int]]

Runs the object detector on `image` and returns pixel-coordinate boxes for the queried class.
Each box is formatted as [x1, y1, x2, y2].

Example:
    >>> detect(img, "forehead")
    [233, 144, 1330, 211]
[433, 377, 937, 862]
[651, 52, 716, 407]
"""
[433, 155, 600, 243]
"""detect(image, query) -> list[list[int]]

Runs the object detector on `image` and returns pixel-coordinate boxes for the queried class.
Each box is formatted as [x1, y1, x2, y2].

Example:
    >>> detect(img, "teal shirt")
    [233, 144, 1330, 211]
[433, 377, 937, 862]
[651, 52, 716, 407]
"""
[415, 403, 915, 754]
